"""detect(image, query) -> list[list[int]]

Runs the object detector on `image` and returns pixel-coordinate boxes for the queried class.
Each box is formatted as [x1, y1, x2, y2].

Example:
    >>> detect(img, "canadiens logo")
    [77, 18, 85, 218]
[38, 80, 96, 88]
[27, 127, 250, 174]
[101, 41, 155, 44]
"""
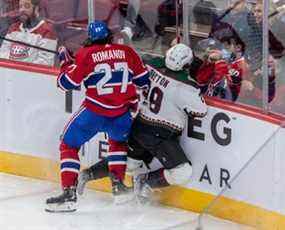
[9, 43, 30, 59]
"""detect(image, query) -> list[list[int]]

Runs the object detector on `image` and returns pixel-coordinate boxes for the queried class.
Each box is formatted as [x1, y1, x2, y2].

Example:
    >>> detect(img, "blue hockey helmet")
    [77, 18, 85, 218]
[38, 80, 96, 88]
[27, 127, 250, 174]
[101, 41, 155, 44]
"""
[88, 20, 110, 42]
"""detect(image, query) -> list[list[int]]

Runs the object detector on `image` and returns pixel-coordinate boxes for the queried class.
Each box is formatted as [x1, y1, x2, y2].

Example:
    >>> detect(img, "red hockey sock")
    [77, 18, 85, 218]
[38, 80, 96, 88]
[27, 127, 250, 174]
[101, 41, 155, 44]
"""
[107, 139, 127, 181]
[60, 141, 80, 188]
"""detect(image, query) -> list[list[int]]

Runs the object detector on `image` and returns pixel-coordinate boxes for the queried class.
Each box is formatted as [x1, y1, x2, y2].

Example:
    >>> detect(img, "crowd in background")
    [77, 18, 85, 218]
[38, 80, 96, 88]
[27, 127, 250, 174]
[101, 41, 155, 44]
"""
[0, 0, 285, 113]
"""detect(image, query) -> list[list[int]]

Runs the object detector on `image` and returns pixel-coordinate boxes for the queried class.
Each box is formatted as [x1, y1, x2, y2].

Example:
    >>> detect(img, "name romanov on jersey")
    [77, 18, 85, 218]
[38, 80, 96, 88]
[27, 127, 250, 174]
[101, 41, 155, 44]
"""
[92, 49, 126, 62]
[149, 68, 170, 88]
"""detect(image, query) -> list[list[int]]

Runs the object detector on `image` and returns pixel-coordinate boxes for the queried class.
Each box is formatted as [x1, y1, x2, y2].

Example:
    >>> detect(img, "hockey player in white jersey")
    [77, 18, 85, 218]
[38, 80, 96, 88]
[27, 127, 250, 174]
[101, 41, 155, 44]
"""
[77, 43, 207, 201]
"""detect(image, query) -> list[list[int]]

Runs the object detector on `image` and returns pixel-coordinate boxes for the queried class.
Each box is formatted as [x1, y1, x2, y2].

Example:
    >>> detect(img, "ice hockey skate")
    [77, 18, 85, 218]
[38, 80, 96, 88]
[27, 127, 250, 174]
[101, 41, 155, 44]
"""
[109, 173, 134, 205]
[45, 187, 77, 212]
[133, 173, 153, 204]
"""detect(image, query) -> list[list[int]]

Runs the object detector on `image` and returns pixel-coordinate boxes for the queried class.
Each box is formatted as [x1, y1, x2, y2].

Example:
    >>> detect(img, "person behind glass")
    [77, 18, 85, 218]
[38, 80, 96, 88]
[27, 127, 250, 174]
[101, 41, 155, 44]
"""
[245, 0, 282, 103]
[0, 0, 57, 66]
[45, 20, 150, 213]
[121, 0, 140, 36]
[218, 35, 250, 102]
[0, 0, 19, 44]
[188, 38, 230, 99]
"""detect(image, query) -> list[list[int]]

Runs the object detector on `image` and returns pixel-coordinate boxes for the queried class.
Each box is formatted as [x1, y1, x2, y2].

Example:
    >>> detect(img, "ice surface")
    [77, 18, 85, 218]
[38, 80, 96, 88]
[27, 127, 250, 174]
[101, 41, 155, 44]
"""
[0, 173, 251, 230]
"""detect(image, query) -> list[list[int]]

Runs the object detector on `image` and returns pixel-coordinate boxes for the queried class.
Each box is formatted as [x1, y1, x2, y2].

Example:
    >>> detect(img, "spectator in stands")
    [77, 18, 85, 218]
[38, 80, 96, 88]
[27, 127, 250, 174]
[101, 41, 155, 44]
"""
[211, 0, 284, 104]
[120, 0, 175, 42]
[221, 34, 276, 104]
[219, 35, 250, 102]
[246, 0, 284, 70]
[188, 38, 230, 99]
[0, 0, 19, 45]
[0, 0, 57, 66]
[243, 0, 283, 104]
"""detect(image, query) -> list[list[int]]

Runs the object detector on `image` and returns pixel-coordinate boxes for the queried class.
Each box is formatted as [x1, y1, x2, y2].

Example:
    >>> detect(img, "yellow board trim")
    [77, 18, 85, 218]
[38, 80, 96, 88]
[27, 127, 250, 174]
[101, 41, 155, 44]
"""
[1, 151, 285, 229]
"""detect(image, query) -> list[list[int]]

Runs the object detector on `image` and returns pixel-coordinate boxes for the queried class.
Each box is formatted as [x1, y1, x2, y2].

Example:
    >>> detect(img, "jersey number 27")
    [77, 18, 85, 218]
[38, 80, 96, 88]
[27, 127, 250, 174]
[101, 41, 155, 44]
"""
[95, 62, 129, 95]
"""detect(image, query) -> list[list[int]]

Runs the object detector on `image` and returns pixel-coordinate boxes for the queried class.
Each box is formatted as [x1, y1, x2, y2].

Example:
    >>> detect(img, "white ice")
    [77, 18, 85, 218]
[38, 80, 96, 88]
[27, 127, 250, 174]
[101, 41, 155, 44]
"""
[0, 173, 252, 230]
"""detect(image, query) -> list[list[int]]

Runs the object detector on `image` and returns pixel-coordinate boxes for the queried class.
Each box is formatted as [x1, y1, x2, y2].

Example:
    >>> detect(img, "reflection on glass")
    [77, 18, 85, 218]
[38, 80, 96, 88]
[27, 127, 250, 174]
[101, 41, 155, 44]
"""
[186, 0, 284, 114]
[0, 0, 57, 66]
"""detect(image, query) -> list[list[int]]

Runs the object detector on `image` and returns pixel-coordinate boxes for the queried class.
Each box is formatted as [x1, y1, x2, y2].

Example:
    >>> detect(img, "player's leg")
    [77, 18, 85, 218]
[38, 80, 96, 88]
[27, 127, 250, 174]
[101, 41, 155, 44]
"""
[105, 111, 135, 204]
[77, 158, 109, 195]
[77, 121, 153, 196]
[135, 137, 192, 201]
[126, 133, 153, 175]
[45, 107, 102, 212]
[148, 138, 192, 186]
[130, 120, 192, 199]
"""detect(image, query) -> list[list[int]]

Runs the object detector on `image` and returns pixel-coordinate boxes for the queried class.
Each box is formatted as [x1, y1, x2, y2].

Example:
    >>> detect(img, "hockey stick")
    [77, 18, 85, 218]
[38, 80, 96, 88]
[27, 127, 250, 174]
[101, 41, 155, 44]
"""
[0, 35, 58, 54]
[216, 0, 244, 21]
[269, 5, 285, 18]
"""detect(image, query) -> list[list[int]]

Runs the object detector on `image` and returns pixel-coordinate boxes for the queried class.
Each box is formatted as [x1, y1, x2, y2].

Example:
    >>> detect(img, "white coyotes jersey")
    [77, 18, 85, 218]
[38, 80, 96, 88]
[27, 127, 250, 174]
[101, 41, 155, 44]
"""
[139, 65, 207, 132]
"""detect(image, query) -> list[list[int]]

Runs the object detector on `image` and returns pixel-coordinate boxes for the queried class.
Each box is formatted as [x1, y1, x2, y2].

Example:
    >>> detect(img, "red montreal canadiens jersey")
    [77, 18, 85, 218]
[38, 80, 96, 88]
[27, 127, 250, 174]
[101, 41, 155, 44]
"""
[57, 44, 149, 117]
[196, 60, 229, 96]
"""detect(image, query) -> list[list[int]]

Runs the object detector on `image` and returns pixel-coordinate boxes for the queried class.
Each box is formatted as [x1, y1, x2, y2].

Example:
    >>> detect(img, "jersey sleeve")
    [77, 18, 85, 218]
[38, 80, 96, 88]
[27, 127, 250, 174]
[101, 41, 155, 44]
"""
[176, 83, 207, 117]
[57, 48, 87, 91]
[128, 47, 150, 88]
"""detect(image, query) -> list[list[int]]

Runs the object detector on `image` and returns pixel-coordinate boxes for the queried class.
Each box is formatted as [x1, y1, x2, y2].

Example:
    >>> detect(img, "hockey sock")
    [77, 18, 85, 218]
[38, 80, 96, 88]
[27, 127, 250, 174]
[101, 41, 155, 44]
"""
[108, 139, 128, 181]
[60, 141, 80, 188]
[146, 168, 170, 188]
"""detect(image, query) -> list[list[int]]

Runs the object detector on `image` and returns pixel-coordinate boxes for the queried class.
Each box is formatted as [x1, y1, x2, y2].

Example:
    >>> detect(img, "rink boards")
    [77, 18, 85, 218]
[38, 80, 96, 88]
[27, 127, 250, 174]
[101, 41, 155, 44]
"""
[1, 61, 285, 229]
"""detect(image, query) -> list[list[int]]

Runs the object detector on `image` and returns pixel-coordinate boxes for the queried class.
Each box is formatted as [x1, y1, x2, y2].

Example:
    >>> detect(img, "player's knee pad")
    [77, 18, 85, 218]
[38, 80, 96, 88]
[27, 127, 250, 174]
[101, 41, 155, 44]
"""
[163, 163, 192, 185]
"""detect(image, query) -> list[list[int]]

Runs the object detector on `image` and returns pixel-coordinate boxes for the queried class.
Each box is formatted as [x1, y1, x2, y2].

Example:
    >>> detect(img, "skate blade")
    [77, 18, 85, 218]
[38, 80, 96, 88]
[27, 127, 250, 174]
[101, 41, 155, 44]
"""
[114, 193, 135, 205]
[45, 201, 77, 213]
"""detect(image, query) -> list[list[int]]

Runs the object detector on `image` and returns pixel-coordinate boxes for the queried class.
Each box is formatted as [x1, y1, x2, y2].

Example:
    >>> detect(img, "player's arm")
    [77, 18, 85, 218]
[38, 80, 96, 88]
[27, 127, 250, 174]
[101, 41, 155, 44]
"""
[128, 47, 150, 89]
[56, 47, 85, 91]
[177, 83, 208, 117]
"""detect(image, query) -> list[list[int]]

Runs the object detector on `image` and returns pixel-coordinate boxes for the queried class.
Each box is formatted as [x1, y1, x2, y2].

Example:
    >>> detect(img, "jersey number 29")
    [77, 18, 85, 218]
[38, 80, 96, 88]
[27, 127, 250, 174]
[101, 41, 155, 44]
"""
[148, 87, 163, 114]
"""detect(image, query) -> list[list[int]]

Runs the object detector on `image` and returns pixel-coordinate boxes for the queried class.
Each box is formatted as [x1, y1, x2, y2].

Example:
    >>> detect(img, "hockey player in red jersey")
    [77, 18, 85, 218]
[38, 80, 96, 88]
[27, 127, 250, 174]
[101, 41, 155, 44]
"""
[75, 43, 207, 201]
[45, 20, 150, 212]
